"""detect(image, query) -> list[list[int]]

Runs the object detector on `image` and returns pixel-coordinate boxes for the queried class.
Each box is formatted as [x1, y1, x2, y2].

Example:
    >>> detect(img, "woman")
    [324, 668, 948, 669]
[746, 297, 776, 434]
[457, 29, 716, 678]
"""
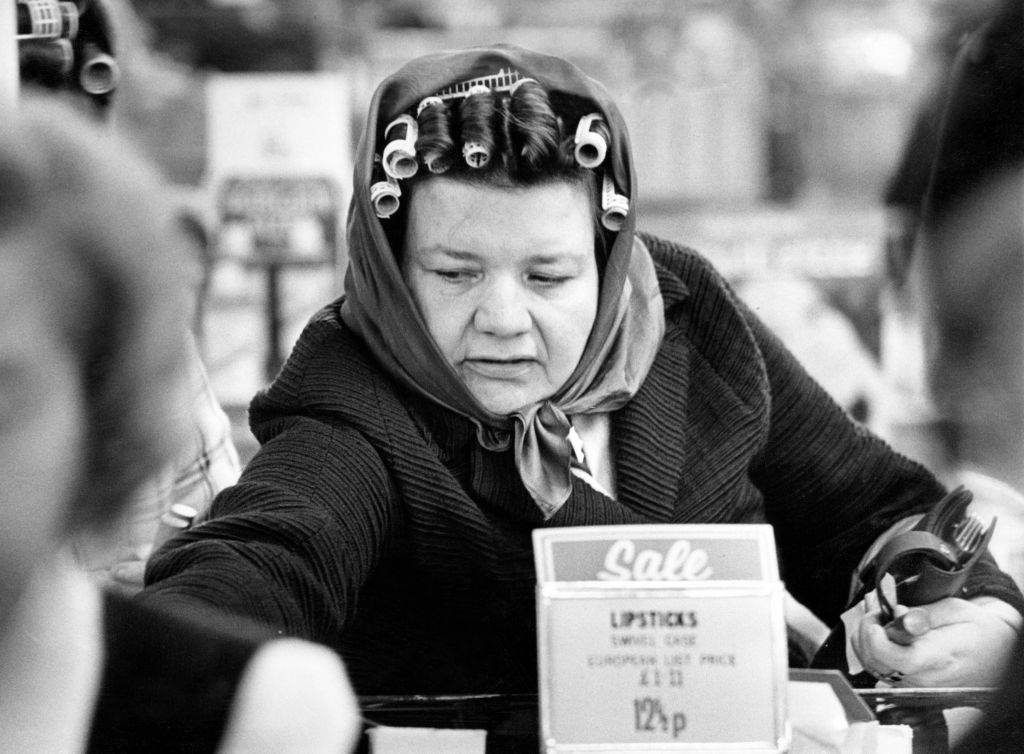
[0, 98, 358, 752]
[142, 45, 1022, 695]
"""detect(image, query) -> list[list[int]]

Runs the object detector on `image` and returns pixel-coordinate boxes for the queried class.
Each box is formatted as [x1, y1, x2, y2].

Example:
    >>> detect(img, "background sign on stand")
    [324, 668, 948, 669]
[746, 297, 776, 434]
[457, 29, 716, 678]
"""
[206, 72, 352, 379]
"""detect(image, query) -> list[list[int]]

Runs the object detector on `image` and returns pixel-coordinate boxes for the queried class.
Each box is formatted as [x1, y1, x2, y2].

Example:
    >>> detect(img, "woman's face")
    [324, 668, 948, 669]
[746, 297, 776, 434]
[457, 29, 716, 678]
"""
[403, 178, 599, 415]
[0, 247, 85, 626]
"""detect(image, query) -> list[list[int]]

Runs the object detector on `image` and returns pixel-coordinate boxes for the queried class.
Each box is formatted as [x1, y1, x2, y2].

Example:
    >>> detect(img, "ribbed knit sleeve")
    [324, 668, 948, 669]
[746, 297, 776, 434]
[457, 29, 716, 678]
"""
[140, 306, 402, 646]
[140, 415, 399, 644]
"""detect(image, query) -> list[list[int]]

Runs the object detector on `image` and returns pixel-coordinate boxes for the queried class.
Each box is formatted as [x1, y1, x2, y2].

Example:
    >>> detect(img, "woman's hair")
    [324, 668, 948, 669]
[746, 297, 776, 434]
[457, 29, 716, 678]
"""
[413, 79, 584, 182]
[375, 78, 618, 262]
[0, 97, 193, 537]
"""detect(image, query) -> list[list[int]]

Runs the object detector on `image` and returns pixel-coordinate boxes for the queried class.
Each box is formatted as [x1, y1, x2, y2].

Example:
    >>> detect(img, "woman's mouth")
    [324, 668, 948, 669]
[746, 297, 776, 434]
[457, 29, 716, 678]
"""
[461, 358, 536, 379]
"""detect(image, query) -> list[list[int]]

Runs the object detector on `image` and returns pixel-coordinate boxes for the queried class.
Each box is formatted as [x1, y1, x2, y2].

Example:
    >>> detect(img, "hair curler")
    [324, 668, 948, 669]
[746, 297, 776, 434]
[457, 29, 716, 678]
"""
[461, 84, 493, 169]
[601, 173, 628, 232]
[423, 151, 453, 175]
[15, 0, 78, 40]
[574, 113, 608, 169]
[382, 114, 419, 180]
[507, 76, 538, 96]
[416, 96, 454, 174]
[78, 42, 119, 95]
[416, 95, 443, 116]
[462, 141, 490, 169]
[370, 154, 401, 218]
[18, 37, 73, 77]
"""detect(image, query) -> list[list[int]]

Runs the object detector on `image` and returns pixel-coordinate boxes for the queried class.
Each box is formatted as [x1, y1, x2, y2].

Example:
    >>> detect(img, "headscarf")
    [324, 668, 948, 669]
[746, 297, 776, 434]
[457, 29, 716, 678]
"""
[341, 44, 665, 517]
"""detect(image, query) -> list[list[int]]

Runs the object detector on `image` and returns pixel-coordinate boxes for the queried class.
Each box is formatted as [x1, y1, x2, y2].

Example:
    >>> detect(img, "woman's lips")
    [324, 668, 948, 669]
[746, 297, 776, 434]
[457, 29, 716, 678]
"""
[461, 358, 536, 379]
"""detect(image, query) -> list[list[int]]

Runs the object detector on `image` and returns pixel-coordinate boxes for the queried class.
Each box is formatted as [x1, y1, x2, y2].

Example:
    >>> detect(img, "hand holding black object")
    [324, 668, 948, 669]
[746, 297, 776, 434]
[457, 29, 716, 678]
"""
[811, 486, 998, 684]
[883, 607, 931, 646]
[869, 486, 996, 623]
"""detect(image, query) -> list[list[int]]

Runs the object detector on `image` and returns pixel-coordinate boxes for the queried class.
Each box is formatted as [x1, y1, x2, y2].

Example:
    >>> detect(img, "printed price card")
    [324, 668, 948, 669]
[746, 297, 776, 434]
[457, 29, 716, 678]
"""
[533, 525, 789, 752]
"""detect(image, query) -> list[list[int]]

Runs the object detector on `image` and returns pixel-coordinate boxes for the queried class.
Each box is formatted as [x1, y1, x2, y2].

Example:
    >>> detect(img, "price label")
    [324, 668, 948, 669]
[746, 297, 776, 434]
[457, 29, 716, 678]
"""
[534, 525, 789, 752]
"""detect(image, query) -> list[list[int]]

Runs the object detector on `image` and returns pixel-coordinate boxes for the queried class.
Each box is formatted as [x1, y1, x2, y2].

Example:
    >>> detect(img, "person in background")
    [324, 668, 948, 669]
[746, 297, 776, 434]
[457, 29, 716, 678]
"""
[878, 0, 1011, 293]
[876, 0, 1019, 468]
[940, 169, 1024, 754]
[17, 0, 241, 592]
[902, 0, 1023, 748]
[875, 0, 1024, 592]
[919, 0, 1023, 496]
[0, 97, 359, 753]
[141, 44, 1021, 696]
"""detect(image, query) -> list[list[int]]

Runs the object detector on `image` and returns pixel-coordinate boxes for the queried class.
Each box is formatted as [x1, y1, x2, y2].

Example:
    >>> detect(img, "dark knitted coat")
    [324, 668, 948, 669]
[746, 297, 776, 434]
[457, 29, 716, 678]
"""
[142, 234, 1023, 694]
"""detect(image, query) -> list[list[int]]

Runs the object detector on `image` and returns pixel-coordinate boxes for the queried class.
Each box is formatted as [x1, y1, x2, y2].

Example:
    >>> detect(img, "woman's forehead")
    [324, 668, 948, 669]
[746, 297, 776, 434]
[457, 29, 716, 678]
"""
[407, 178, 593, 240]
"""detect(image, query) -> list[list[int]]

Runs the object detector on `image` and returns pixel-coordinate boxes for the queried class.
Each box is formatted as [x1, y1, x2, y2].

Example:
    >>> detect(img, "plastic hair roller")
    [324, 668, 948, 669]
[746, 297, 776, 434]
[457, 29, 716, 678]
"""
[15, 0, 78, 40]
[462, 141, 490, 169]
[18, 37, 73, 76]
[574, 113, 608, 169]
[415, 96, 454, 174]
[600, 173, 628, 231]
[507, 76, 538, 95]
[424, 151, 453, 175]
[382, 114, 419, 180]
[79, 42, 119, 95]
[370, 178, 401, 219]
[370, 155, 401, 219]
[416, 95, 443, 116]
[461, 84, 493, 169]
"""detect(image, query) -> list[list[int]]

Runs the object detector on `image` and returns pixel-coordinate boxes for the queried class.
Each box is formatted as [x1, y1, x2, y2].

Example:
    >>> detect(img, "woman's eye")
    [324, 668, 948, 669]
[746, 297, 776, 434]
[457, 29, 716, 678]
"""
[529, 272, 571, 286]
[434, 269, 475, 282]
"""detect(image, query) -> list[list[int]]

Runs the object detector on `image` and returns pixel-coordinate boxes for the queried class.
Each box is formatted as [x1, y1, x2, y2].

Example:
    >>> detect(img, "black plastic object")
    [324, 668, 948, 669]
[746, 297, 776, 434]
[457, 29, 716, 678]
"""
[811, 486, 996, 685]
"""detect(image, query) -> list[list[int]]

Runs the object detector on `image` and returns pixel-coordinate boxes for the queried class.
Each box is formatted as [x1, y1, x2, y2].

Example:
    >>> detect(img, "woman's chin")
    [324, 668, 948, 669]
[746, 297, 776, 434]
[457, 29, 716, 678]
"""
[478, 399, 530, 416]
[471, 390, 537, 417]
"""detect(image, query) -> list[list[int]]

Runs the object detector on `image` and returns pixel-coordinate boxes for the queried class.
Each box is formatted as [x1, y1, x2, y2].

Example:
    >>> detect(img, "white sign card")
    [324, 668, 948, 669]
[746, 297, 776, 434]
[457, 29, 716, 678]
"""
[205, 73, 353, 265]
[206, 72, 352, 182]
[533, 525, 789, 752]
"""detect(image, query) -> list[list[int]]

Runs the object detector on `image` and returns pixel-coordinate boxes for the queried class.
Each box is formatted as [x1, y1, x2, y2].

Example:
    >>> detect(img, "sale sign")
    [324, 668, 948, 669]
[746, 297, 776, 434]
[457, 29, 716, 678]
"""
[534, 525, 789, 752]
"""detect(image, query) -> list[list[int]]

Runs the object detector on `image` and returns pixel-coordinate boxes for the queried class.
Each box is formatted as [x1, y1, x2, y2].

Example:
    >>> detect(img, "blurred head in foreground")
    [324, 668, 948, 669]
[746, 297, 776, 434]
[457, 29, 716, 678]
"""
[0, 96, 192, 628]
[918, 4, 1024, 746]
[919, 0, 1024, 490]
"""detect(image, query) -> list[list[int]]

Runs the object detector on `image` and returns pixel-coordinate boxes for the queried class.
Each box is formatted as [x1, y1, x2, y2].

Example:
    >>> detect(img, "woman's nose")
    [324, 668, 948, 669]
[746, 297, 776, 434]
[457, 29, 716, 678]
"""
[473, 277, 532, 336]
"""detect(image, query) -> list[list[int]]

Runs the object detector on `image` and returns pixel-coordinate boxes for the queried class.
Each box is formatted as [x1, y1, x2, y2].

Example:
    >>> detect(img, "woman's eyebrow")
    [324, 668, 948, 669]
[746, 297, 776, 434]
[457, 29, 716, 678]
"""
[416, 245, 586, 264]
[417, 245, 479, 261]
[527, 252, 584, 265]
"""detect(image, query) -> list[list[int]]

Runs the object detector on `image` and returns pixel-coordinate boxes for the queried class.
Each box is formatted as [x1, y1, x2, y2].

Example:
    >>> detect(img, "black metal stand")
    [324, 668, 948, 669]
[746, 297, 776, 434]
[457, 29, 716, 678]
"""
[264, 261, 284, 381]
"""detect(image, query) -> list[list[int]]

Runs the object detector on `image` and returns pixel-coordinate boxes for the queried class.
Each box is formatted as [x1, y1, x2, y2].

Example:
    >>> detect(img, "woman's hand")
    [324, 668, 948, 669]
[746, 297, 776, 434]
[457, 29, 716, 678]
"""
[850, 596, 1021, 687]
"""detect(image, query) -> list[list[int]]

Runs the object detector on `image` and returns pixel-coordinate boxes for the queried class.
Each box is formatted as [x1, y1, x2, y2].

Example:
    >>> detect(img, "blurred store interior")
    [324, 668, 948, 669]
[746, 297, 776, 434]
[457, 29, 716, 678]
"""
[85, 0, 1002, 468]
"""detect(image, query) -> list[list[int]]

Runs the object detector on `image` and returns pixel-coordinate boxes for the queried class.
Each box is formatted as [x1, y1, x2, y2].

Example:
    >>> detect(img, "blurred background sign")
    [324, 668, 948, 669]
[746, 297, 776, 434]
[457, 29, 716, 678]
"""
[217, 175, 339, 265]
[204, 70, 352, 379]
[206, 71, 352, 266]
